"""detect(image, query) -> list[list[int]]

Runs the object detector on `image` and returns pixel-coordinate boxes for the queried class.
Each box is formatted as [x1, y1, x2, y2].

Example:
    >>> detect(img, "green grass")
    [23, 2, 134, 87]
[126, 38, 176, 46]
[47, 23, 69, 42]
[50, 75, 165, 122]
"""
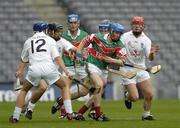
[1, 100, 180, 128]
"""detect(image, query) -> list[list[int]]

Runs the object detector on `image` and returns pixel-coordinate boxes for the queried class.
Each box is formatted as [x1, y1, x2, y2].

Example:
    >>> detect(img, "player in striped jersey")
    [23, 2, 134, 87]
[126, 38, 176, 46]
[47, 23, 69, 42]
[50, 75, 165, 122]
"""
[50, 14, 93, 119]
[75, 22, 127, 121]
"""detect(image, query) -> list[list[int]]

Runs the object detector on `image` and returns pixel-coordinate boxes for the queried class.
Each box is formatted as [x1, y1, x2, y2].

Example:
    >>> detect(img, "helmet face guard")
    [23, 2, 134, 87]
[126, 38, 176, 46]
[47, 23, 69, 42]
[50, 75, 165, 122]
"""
[131, 16, 145, 33]
[99, 25, 110, 33]
[98, 19, 111, 34]
[67, 14, 80, 23]
[110, 23, 125, 34]
[67, 14, 80, 32]
[110, 23, 125, 42]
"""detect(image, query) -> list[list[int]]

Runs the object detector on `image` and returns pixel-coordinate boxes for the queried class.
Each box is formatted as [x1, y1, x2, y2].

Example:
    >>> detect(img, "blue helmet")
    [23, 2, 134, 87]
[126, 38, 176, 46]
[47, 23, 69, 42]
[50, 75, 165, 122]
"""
[99, 24, 109, 30]
[110, 22, 125, 33]
[33, 22, 48, 32]
[39, 22, 48, 31]
[67, 14, 80, 22]
[33, 22, 41, 31]
[98, 20, 111, 31]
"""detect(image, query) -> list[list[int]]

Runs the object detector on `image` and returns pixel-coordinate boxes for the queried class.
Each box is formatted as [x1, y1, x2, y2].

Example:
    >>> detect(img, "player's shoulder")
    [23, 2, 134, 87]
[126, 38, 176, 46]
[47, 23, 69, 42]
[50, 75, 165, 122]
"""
[24, 35, 34, 45]
[62, 31, 68, 37]
[122, 31, 132, 37]
[46, 35, 57, 44]
[57, 37, 70, 45]
[116, 39, 125, 47]
[60, 37, 70, 43]
[80, 29, 88, 36]
[141, 32, 151, 43]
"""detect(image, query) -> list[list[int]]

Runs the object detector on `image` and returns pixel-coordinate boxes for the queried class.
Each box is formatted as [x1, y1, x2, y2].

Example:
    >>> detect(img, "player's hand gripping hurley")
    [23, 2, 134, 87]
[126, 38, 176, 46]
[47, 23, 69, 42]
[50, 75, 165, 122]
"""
[75, 52, 137, 79]
[14, 77, 23, 91]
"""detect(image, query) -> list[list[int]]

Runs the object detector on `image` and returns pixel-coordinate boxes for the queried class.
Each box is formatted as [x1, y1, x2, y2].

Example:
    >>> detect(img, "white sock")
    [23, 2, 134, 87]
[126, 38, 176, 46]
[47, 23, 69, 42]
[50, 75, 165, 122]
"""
[63, 99, 73, 114]
[143, 111, 150, 117]
[27, 102, 36, 112]
[13, 107, 22, 120]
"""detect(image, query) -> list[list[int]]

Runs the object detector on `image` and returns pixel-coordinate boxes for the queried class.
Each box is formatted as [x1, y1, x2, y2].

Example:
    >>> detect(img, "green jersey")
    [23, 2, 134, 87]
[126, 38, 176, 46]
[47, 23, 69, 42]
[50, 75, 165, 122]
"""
[61, 29, 88, 66]
[86, 33, 127, 69]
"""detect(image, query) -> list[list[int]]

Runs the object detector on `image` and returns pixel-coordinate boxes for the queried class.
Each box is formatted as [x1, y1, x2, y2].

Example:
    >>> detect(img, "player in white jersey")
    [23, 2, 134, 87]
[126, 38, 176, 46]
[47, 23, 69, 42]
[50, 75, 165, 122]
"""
[25, 23, 93, 121]
[9, 22, 74, 123]
[120, 16, 160, 120]
[20, 23, 78, 120]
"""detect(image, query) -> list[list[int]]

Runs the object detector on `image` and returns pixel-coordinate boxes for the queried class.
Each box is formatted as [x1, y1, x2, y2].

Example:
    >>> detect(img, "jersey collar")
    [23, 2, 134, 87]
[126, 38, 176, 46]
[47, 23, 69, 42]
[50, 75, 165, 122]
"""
[67, 28, 80, 39]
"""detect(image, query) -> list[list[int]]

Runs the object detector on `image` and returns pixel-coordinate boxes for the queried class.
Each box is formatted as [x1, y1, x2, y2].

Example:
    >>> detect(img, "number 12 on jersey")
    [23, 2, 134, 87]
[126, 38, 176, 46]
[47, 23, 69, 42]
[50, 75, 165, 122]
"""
[31, 39, 47, 53]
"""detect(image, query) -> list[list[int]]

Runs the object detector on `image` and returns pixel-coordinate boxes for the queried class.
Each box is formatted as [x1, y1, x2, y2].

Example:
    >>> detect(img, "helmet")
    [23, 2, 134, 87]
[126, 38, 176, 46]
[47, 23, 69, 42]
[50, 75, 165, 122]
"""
[98, 19, 111, 31]
[67, 14, 80, 22]
[55, 24, 63, 31]
[131, 16, 144, 24]
[33, 22, 48, 32]
[48, 23, 56, 31]
[33, 22, 41, 31]
[39, 22, 48, 31]
[110, 22, 125, 33]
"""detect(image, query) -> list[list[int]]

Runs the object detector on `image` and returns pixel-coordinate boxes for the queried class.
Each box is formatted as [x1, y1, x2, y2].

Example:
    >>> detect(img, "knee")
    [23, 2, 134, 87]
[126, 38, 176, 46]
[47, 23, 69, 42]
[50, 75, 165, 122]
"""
[97, 81, 104, 90]
[129, 94, 139, 102]
[57, 76, 70, 89]
[144, 92, 153, 101]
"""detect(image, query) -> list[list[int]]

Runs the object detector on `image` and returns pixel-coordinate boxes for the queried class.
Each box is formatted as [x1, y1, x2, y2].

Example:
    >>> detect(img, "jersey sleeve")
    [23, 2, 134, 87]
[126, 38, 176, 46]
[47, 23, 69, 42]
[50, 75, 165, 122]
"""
[85, 34, 95, 46]
[144, 37, 152, 58]
[62, 38, 75, 52]
[51, 40, 60, 60]
[21, 41, 29, 63]
[115, 40, 127, 63]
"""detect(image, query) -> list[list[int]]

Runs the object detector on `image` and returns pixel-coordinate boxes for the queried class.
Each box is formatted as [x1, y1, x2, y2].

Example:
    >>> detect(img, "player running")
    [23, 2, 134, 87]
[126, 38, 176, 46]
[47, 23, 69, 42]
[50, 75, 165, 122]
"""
[120, 16, 160, 120]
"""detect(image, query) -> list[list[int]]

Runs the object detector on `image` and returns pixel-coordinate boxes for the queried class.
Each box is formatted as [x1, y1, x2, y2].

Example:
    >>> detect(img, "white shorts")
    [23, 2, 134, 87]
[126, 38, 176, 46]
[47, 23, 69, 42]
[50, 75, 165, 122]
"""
[26, 63, 61, 86]
[121, 66, 150, 85]
[64, 65, 87, 79]
[88, 63, 108, 80]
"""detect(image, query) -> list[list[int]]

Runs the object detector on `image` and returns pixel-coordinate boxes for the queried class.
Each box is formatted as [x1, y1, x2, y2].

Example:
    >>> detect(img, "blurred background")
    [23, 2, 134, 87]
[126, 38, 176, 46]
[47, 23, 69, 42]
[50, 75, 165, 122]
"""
[0, 0, 180, 102]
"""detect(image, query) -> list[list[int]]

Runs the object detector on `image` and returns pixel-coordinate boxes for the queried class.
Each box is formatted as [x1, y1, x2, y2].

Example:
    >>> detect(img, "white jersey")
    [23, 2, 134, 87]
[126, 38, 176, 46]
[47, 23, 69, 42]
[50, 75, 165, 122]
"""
[21, 32, 61, 86]
[121, 31, 151, 68]
[21, 32, 59, 65]
[56, 37, 74, 57]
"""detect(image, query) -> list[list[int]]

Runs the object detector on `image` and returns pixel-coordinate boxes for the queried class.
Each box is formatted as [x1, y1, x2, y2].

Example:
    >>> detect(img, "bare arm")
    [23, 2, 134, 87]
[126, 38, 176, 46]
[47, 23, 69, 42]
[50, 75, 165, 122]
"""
[77, 38, 88, 51]
[69, 47, 78, 52]
[54, 56, 69, 75]
[104, 56, 124, 66]
[15, 60, 27, 78]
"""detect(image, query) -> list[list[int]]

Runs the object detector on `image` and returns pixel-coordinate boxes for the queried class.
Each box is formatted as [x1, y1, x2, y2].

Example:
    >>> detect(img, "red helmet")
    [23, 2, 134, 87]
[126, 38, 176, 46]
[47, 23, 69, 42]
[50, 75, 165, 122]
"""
[131, 16, 144, 24]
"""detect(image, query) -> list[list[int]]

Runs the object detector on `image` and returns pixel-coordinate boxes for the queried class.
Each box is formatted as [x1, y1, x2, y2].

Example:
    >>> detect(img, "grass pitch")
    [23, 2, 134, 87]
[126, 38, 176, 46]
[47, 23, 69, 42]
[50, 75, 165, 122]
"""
[1, 100, 180, 128]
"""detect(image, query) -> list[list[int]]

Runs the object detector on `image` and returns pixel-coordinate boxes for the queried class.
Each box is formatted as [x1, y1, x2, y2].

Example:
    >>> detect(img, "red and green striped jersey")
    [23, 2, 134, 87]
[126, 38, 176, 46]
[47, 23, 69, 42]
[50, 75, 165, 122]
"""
[85, 33, 127, 69]
[61, 29, 88, 66]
